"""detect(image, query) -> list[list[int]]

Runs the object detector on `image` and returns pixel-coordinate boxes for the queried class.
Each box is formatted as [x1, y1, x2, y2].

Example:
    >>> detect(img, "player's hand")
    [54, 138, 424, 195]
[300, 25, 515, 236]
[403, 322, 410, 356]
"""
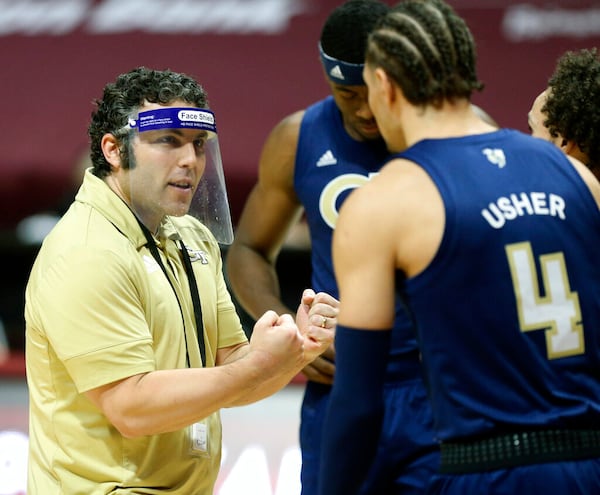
[301, 346, 336, 384]
[295, 289, 337, 377]
[296, 289, 338, 335]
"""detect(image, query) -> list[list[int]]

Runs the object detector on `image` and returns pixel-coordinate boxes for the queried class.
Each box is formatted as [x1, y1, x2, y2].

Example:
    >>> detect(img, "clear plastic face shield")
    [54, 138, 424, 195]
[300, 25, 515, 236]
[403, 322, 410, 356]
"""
[125, 106, 234, 244]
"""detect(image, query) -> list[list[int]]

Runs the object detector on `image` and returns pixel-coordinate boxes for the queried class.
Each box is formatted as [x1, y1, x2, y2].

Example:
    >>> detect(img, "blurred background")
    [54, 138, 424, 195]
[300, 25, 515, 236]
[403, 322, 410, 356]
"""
[1, 0, 599, 493]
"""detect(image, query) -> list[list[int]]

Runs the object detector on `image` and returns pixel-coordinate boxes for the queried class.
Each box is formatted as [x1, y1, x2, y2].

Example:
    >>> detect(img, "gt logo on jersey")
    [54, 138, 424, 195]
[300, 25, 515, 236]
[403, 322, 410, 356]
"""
[483, 147, 506, 168]
[319, 172, 379, 229]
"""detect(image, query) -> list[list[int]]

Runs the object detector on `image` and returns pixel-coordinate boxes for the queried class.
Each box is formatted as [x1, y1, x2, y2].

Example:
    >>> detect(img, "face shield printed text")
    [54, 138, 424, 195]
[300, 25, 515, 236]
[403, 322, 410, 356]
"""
[131, 108, 217, 133]
[178, 109, 214, 125]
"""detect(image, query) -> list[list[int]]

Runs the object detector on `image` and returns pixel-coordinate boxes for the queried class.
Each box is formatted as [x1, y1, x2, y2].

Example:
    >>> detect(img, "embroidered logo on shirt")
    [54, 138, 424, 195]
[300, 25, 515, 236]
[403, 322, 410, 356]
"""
[482, 148, 506, 168]
[316, 150, 338, 167]
[187, 248, 209, 264]
[143, 255, 160, 273]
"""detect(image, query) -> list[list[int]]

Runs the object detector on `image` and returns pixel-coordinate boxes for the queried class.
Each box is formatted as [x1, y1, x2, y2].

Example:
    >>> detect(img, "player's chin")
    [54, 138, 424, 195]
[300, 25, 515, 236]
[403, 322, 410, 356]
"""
[359, 125, 382, 141]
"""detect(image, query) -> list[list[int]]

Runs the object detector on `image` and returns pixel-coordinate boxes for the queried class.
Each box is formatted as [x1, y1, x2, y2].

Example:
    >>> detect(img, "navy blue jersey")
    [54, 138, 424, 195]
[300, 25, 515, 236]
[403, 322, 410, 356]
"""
[296, 97, 439, 495]
[396, 129, 600, 441]
[295, 96, 417, 359]
[295, 96, 387, 297]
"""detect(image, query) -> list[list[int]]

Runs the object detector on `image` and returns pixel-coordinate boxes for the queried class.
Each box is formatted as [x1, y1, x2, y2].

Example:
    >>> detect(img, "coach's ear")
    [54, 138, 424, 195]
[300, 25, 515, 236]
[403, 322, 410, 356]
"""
[101, 133, 123, 172]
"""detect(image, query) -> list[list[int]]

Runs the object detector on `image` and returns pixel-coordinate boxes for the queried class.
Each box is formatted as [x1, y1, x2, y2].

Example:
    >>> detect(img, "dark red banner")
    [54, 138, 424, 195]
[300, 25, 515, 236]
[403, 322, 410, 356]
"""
[1, 0, 599, 229]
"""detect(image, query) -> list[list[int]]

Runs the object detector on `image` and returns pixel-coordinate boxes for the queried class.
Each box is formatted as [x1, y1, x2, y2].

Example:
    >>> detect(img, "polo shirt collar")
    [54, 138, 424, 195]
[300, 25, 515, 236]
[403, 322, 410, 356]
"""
[75, 168, 149, 249]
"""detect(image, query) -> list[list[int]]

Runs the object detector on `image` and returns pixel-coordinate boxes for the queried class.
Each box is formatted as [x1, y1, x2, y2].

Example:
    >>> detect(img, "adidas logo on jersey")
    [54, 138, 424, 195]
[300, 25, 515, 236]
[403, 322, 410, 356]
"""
[316, 150, 338, 167]
[329, 65, 344, 80]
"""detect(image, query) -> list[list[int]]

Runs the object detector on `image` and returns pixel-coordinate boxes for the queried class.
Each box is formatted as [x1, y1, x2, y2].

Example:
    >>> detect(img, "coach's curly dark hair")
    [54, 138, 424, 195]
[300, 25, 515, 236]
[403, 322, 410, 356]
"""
[544, 48, 600, 172]
[88, 67, 209, 178]
[365, 0, 483, 107]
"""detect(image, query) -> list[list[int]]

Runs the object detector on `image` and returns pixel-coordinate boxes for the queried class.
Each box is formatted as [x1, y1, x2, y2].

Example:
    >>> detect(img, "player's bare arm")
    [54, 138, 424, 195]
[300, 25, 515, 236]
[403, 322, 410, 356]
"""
[226, 111, 337, 384]
[334, 158, 445, 328]
[226, 110, 305, 319]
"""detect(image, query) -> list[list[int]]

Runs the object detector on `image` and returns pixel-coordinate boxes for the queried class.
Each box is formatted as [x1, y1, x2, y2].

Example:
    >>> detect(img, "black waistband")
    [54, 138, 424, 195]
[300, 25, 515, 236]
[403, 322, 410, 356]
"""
[440, 429, 600, 474]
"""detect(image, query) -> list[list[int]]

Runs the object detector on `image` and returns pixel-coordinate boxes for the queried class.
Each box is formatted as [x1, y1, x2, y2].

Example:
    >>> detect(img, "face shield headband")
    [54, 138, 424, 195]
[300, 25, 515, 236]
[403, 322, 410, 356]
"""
[127, 107, 234, 245]
[319, 42, 365, 86]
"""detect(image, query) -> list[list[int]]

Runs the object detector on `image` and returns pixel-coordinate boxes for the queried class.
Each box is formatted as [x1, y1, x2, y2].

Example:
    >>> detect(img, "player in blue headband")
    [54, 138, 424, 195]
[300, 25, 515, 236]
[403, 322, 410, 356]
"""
[227, 1, 440, 494]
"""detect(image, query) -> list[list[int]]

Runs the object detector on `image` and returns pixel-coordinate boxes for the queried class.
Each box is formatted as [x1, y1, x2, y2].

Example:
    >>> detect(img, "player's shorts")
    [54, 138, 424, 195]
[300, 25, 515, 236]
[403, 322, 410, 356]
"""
[425, 458, 600, 494]
[359, 376, 439, 495]
[299, 362, 439, 495]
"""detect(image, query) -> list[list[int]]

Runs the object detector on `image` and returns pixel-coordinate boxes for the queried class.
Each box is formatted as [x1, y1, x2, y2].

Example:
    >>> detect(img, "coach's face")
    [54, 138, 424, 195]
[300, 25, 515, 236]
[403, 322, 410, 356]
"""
[103, 100, 207, 232]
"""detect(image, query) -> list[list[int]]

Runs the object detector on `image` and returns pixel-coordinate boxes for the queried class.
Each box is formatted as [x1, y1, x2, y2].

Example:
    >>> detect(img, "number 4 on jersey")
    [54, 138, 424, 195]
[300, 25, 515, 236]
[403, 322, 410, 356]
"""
[505, 242, 584, 359]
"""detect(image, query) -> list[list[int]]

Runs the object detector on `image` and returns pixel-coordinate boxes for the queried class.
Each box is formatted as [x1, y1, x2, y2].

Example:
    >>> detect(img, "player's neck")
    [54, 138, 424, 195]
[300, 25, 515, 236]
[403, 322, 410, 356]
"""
[402, 99, 495, 147]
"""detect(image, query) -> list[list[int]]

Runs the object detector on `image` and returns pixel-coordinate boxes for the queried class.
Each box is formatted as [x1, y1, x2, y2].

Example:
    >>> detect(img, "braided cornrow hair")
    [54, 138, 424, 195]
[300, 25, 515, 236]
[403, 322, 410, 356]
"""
[366, 0, 483, 107]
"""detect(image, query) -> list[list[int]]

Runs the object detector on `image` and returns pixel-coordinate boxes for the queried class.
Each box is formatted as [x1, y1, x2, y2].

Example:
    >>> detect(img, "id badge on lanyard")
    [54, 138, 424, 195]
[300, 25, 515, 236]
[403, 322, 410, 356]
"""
[189, 419, 210, 457]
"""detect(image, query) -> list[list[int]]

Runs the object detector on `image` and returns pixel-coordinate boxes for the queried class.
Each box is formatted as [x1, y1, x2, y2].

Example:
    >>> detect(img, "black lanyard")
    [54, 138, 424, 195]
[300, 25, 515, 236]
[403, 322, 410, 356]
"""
[137, 219, 207, 367]
[179, 240, 206, 366]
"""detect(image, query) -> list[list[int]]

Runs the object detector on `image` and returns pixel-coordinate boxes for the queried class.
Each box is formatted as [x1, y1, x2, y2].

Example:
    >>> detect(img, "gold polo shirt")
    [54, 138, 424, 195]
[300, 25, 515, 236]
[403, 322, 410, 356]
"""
[25, 169, 247, 494]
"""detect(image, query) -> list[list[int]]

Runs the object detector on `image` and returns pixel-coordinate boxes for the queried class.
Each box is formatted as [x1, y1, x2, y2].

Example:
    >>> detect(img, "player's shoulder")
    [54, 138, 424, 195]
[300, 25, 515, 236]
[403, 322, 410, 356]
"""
[268, 96, 334, 142]
[377, 156, 428, 184]
[261, 109, 305, 151]
[271, 95, 334, 135]
[566, 155, 600, 208]
[340, 168, 395, 221]
[351, 156, 438, 216]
